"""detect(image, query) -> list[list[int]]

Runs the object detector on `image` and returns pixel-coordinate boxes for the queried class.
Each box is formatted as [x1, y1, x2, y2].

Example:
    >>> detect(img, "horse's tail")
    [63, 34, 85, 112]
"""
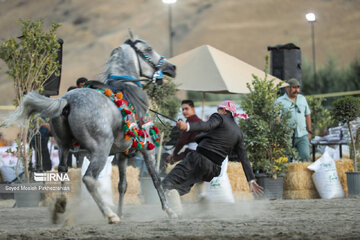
[6, 91, 68, 127]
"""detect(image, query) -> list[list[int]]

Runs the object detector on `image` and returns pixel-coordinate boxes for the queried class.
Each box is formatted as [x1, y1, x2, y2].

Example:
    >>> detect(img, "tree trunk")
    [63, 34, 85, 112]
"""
[348, 123, 357, 172]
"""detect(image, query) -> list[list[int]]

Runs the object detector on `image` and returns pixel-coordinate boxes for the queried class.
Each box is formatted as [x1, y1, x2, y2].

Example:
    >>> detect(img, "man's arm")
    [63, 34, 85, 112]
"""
[306, 114, 312, 139]
[177, 113, 222, 132]
[234, 132, 255, 182]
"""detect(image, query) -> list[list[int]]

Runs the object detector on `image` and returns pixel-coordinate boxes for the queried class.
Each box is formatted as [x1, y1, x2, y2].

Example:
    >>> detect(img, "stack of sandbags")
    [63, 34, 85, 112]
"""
[42, 168, 82, 206]
[111, 166, 141, 205]
[283, 158, 354, 199]
[227, 162, 253, 201]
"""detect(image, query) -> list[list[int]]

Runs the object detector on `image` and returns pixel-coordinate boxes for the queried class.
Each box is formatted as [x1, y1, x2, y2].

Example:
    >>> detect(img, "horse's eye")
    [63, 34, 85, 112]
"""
[145, 47, 152, 52]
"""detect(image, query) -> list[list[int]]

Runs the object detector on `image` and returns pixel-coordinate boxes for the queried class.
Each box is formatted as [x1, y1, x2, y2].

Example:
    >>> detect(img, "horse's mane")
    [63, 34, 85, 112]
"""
[100, 37, 141, 83]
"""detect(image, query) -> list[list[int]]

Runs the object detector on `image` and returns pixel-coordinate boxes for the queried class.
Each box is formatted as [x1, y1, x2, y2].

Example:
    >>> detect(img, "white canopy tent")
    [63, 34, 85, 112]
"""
[170, 45, 288, 118]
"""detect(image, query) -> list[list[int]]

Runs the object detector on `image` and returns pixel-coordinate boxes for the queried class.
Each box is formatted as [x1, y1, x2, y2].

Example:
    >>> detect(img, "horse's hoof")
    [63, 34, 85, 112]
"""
[108, 214, 120, 224]
[168, 210, 179, 219]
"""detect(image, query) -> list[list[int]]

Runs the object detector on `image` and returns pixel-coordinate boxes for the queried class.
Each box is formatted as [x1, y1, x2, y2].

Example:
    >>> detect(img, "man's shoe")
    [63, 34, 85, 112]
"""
[165, 189, 183, 216]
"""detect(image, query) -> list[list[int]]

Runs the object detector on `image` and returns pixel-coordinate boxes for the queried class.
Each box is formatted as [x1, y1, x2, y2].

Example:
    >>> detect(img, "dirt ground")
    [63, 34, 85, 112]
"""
[0, 197, 359, 240]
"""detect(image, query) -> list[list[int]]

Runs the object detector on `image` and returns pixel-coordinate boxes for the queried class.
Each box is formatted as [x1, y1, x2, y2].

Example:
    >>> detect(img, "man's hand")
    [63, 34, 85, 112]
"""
[176, 120, 187, 131]
[166, 154, 175, 164]
[249, 181, 264, 196]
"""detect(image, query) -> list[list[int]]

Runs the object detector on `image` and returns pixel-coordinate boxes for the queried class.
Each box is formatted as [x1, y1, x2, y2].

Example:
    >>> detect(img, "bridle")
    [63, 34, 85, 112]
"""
[123, 39, 166, 85]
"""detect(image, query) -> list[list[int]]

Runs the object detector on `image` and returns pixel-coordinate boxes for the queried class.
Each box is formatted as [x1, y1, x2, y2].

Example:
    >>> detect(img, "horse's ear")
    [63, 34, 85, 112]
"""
[128, 28, 135, 41]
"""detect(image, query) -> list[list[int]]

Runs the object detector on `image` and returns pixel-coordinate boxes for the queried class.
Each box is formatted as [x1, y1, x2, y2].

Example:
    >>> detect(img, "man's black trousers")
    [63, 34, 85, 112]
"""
[162, 151, 221, 196]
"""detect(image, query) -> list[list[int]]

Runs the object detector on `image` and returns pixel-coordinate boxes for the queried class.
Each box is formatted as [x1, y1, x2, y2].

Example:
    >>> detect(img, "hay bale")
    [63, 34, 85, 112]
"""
[111, 166, 140, 205]
[283, 162, 316, 191]
[335, 158, 353, 196]
[227, 162, 250, 192]
[283, 162, 318, 200]
[283, 190, 320, 199]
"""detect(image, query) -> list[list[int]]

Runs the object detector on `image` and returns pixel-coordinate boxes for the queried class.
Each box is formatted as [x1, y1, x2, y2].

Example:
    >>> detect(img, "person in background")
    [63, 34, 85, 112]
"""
[275, 78, 312, 162]
[76, 77, 88, 88]
[166, 100, 202, 165]
[31, 121, 52, 171]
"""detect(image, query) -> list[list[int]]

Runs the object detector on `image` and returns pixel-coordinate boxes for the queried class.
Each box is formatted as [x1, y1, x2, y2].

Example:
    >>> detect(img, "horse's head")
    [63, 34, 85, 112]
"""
[124, 38, 176, 84]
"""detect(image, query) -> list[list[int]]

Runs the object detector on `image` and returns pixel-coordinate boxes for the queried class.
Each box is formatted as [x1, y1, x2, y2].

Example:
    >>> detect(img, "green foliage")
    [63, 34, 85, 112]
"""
[302, 56, 360, 96]
[332, 96, 360, 171]
[145, 76, 180, 142]
[240, 56, 294, 176]
[0, 19, 61, 182]
[0, 19, 61, 106]
[306, 96, 333, 135]
[332, 96, 360, 124]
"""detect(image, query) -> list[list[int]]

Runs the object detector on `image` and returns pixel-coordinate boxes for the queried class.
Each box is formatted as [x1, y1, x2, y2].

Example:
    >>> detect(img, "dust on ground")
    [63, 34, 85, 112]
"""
[0, 197, 359, 239]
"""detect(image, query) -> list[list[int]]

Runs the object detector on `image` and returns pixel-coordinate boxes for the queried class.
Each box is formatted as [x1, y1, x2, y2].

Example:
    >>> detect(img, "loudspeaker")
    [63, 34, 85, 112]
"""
[267, 43, 302, 84]
[42, 38, 63, 96]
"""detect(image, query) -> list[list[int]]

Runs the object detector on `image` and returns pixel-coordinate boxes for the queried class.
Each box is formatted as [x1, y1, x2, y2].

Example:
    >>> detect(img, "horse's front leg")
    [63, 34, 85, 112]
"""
[140, 148, 178, 219]
[115, 153, 128, 218]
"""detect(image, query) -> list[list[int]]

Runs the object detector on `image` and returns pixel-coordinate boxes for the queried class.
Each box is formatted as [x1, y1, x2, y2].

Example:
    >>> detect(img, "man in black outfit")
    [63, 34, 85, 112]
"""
[162, 100, 263, 214]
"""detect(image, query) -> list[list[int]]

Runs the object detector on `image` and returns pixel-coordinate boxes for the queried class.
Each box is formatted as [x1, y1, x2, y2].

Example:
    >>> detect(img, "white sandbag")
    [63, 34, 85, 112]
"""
[81, 156, 115, 208]
[204, 157, 235, 203]
[307, 151, 345, 199]
[324, 146, 340, 160]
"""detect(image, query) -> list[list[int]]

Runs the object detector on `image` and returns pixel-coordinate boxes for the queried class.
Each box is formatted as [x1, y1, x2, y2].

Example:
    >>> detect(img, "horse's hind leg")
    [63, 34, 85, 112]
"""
[83, 152, 120, 224]
[140, 148, 177, 218]
[50, 116, 72, 173]
[114, 153, 128, 218]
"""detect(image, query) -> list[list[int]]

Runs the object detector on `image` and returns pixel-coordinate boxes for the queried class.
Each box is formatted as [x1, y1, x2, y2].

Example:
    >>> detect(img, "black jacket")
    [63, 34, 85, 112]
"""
[189, 113, 255, 181]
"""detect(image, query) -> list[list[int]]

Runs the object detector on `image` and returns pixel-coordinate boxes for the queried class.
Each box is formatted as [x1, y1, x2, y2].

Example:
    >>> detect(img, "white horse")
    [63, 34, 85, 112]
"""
[8, 36, 177, 224]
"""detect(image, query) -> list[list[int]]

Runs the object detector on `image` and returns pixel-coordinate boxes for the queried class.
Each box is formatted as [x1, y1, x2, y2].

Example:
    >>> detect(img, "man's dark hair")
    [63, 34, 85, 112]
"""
[76, 77, 88, 87]
[181, 100, 194, 108]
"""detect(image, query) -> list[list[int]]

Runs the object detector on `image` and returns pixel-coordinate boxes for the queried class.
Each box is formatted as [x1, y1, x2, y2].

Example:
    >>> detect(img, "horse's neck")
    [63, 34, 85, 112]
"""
[104, 45, 140, 82]
[108, 65, 140, 79]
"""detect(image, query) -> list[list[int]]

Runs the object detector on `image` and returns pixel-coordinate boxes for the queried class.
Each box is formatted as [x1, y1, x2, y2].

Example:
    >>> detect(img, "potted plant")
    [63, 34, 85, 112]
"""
[332, 96, 360, 196]
[0, 19, 61, 206]
[239, 57, 294, 199]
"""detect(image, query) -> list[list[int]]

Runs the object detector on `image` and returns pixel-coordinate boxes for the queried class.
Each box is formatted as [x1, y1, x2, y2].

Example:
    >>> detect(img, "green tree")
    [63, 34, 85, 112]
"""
[240, 56, 294, 177]
[306, 96, 332, 136]
[0, 19, 61, 182]
[145, 76, 180, 142]
[332, 96, 360, 171]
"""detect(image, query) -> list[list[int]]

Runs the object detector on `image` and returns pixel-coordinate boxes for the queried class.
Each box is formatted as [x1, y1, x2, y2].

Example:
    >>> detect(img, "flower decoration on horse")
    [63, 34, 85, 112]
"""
[101, 88, 160, 155]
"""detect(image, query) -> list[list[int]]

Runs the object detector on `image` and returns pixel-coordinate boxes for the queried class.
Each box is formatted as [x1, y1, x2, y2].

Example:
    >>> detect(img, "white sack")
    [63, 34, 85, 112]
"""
[204, 157, 235, 203]
[307, 151, 345, 199]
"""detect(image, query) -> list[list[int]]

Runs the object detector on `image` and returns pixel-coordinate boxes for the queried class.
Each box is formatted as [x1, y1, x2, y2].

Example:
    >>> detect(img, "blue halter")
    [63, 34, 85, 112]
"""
[108, 75, 143, 88]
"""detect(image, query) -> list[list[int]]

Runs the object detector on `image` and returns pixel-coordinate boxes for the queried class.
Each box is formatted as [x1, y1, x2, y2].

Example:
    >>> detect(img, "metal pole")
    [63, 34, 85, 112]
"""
[311, 22, 316, 91]
[168, 4, 173, 57]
